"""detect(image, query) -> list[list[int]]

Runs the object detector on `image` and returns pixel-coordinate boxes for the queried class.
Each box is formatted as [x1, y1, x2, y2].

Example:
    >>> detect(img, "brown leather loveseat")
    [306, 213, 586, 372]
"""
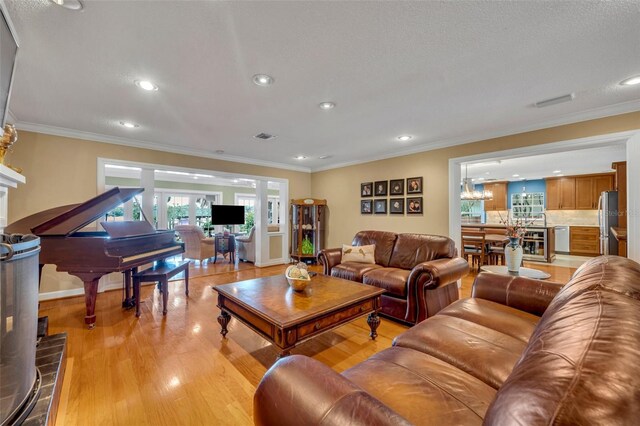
[318, 231, 469, 324]
[254, 256, 640, 425]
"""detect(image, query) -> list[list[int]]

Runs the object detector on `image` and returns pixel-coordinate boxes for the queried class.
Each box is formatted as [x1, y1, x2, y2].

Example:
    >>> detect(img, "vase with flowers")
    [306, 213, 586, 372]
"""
[498, 212, 535, 273]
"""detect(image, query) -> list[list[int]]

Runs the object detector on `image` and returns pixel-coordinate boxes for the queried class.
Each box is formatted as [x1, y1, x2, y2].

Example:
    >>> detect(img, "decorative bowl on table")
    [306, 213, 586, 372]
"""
[285, 263, 311, 291]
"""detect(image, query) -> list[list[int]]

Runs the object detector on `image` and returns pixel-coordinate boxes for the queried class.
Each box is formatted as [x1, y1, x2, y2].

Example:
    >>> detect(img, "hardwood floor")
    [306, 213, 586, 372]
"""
[43, 260, 578, 425]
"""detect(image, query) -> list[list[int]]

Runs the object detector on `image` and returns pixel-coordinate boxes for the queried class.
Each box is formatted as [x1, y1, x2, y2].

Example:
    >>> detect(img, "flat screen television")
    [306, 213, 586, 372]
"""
[0, 1, 18, 137]
[211, 205, 245, 225]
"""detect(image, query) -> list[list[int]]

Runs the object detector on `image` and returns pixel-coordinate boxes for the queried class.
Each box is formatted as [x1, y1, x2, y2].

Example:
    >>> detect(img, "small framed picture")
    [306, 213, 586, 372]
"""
[407, 197, 423, 214]
[389, 179, 404, 195]
[390, 198, 404, 214]
[374, 181, 388, 196]
[361, 200, 372, 214]
[361, 182, 373, 197]
[374, 199, 387, 214]
[407, 177, 422, 194]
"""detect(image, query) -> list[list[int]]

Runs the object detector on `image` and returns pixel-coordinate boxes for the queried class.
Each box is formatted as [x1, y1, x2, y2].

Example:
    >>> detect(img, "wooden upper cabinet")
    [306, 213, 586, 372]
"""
[559, 177, 576, 210]
[575, 177, 593, 209]
[484, 182, 507, 211]
[547, 174, 613, 210]
[546, 178, 560, 210]
[592, 175, 614, 207]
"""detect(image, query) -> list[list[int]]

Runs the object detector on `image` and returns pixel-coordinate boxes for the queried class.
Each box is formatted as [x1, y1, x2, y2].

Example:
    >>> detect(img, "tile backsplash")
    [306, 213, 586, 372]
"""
[485, 210, 598, 226]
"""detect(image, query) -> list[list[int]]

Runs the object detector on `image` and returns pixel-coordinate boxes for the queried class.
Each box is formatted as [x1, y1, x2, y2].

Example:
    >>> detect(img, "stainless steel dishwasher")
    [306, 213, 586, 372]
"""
[555, 226, 570, 254]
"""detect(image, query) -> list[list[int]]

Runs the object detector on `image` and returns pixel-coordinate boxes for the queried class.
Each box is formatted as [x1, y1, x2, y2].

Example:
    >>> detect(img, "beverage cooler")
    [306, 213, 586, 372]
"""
[1, 233, 41, 425]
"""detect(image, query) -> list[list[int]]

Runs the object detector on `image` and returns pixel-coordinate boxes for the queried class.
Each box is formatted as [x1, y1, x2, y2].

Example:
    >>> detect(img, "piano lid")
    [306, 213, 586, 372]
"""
[31, 187, 145, 236]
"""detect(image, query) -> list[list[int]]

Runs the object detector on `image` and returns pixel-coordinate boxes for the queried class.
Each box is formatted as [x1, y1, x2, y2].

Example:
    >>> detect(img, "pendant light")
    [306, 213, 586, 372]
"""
[461, 165, 493, 201]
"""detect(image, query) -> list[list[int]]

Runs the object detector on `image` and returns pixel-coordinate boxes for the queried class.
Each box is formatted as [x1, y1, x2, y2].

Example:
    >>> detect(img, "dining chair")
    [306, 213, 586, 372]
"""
[461, 231, 487, 272]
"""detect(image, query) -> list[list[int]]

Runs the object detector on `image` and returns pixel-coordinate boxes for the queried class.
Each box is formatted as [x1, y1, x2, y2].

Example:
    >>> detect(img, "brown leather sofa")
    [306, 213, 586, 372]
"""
[318, 231, 469, 324]
[254, 256, 640, 425]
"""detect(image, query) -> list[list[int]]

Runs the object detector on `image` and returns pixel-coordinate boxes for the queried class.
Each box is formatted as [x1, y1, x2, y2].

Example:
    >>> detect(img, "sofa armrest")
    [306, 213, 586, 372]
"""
[471, 272, 564, 317]
[254, 355, 410, 426]
[409, 257, 470, 291]
[408, 257, 470, 322]
[318, 248, 343, 275]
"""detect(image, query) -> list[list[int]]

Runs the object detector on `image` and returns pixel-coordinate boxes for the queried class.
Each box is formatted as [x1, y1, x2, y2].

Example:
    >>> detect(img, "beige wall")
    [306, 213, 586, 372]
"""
[6, 131, 311, 294]
[312, 111, 640, 248]
[8, 131, 311, 222]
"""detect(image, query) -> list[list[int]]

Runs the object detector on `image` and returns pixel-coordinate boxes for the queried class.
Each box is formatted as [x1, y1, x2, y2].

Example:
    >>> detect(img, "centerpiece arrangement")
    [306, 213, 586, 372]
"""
[497, 212, 535, 272]
[285, 262, 312, 291]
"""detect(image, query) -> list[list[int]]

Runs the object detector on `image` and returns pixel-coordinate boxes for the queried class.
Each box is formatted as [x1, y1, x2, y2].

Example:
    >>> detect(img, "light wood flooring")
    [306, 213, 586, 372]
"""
[42, 259, 580, 425]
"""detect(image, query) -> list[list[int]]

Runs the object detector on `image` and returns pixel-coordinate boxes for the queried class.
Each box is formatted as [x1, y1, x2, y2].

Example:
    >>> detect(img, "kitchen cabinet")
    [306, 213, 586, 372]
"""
[612, 161, 627, 228]
[483, 182, 507, 211]
[570, 226, 599, 256]
[546, 177, 575, 210]
[547, 174, 612, 210]
[576, 175, 613, 210]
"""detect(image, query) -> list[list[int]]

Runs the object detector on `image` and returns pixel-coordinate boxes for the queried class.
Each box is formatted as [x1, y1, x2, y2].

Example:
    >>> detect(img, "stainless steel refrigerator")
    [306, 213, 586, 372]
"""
[597, 191, 619, 255]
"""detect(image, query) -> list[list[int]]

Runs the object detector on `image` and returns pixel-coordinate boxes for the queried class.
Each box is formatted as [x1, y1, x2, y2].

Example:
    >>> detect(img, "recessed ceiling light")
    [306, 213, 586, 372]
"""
[557, 174, 564, 177]
[476, 177, 484, 181]
[512, 174, 519, 177]
[49, 0, 83, 10]
[485, 172, 490, 175]
[215, 149, 224, 154]
[620, 75, 640, 86]
[318, 155, 332, 160]
[193, 176, 198, 180]
[135, 80, 158, 91]
[119, 121, 139, 128]
[295, 155, 307, 160]
[553, 170, 561, 173]
[252, 74, 274, 86]
[319, 102, 335, 110]
[397, 135, 413, 142]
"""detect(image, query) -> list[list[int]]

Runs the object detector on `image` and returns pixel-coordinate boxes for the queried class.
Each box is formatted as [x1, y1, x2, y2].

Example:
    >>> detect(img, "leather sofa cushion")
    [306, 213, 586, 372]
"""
[437, 298, 540, 343]
[363, 268, 410, 298]
[388, 233, 455, 270]
[352, 230, 398, 267]
[331, 262, 382, 282]
[485, 256, 640, 425]
[343, 347, 496, 425]
[393, 315, 527, 389]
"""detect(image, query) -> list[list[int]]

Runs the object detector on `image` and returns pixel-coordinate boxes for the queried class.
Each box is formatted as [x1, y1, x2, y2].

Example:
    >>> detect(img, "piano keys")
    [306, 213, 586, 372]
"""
[5, 187, 184, 328]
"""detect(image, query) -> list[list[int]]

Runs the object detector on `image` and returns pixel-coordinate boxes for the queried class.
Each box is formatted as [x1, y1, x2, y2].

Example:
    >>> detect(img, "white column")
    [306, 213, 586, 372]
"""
[279, 181, 289, 261]
[448, 159, 462, 254]
[188, 197, 197, 225]
[140, 168, 155, 227]
[627, 132, 640, 262]
[254, 179, 270, 266]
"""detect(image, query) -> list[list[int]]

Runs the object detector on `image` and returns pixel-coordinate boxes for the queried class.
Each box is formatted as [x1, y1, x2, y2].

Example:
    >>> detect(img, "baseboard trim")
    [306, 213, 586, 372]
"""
[255, 258, 287, 267]
[38, 281, 137, 302]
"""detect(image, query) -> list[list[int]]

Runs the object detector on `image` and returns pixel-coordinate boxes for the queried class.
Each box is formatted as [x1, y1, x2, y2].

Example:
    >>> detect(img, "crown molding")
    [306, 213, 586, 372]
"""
[310, 99, 640, 172]
[14, 121, 312, 174]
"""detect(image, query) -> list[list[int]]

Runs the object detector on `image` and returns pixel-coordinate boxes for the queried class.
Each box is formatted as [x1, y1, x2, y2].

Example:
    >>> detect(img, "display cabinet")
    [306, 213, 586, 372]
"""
[290, 198, 327, 263]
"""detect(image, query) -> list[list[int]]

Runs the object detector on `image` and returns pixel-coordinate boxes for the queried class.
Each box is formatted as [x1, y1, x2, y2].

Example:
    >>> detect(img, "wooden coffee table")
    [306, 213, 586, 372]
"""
[213, 274, 385, 358]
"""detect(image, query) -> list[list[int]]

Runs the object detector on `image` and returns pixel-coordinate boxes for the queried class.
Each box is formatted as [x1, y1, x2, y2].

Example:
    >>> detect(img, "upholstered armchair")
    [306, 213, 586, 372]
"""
[174, 225, 215, 262]
[236, 226, 256, 263]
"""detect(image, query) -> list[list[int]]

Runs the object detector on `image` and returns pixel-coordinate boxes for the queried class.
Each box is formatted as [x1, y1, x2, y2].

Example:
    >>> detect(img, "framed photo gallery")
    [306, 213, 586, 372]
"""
[360, 177, 423, 215]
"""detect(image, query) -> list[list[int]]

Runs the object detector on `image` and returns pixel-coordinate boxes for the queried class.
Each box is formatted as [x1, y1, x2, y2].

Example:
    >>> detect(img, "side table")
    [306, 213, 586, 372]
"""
[214, 234, 236, 264]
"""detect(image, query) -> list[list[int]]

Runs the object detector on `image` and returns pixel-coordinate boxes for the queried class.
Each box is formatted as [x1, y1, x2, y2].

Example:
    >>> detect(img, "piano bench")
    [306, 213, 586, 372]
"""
[133, 260, 190, 317]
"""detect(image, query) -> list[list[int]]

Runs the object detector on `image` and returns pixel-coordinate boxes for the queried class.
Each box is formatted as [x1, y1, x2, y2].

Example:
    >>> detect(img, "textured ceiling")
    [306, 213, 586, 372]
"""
[4, 0, 640, 172]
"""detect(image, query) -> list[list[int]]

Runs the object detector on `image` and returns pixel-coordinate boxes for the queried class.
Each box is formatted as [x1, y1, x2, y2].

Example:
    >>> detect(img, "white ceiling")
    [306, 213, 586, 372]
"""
[462, 143, 626, 183]
[5, 0, 640, 172]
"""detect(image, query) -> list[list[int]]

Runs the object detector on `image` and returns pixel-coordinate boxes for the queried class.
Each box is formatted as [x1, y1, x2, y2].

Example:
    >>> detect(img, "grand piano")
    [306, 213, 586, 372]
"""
[5, 187, 184, 328]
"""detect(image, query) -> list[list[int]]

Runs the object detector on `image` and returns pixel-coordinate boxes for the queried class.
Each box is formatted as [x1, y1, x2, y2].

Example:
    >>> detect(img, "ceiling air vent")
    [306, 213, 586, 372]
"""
[254, 133, 277, 140]
[534, 93, 575, 108]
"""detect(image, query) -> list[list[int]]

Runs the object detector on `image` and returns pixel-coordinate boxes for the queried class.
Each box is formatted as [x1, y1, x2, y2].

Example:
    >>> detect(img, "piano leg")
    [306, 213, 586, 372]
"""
[83, 279, 99, 329]
[122, 269, 136, 309]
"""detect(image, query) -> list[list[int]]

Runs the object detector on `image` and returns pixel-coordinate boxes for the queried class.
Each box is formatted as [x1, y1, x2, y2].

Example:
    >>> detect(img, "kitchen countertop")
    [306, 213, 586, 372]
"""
[462, 224, 554, 230]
